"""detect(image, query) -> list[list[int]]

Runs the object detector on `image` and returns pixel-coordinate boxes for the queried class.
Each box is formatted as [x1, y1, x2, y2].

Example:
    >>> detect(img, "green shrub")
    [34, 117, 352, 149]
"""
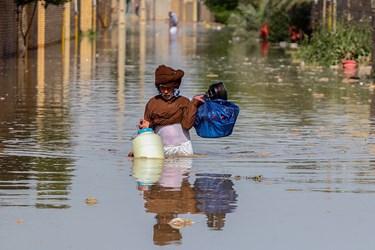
[296, 18, 371, 66]
[213, 9, 235, 24]
[203, 0, 238, 24]
[268, 9, 291, 42]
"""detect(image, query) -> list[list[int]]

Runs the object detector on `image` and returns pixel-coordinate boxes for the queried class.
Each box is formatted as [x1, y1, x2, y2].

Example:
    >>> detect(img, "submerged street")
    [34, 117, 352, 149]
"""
[1, 19, 375, 249]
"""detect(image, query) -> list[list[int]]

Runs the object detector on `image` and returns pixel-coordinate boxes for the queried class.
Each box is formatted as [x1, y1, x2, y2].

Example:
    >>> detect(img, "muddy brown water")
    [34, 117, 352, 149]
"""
[1, 20, 375, 249]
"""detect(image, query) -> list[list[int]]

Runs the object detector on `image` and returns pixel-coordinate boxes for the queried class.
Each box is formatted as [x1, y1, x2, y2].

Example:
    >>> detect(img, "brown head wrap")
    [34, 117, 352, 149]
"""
[155, 65, 184, 88]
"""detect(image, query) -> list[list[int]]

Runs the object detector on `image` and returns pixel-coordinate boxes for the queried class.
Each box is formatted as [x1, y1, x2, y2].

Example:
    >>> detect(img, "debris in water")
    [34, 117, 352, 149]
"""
[206, 73, 218, 78]
[233, 175, 263, 182]
[247, 175, 263, 182]
[168, 218, 193, 229]
[16, 219, 25, 224]
[85, 197, 99, 205]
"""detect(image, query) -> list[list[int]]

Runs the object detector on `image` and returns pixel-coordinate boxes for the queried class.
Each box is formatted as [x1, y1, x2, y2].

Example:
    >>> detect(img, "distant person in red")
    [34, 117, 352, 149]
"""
[289, 26, 304, 42]
[260, 23, 268, 42]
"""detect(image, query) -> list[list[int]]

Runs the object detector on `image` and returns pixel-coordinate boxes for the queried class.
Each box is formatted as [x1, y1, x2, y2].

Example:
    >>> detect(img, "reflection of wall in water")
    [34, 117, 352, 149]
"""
[0, 40, 75, 209]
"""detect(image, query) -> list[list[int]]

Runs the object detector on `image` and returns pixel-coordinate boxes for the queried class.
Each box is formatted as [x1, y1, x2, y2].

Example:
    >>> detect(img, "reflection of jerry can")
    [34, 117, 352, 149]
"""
[132, 158, 164, 186]
[132, 128, 164, 159]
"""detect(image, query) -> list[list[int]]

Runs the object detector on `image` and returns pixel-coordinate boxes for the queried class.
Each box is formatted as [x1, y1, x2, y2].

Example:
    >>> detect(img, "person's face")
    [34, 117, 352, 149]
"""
[160, 86, 175, 100]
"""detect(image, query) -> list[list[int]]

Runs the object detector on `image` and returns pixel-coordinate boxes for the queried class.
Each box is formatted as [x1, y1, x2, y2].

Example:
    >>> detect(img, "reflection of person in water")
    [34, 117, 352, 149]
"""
[140, 158, 198, 245]
[153, 213, 182, 246]
[158, 158, 192, 190]
[260, 40, 269, 60]
[194, 173, 238, 230]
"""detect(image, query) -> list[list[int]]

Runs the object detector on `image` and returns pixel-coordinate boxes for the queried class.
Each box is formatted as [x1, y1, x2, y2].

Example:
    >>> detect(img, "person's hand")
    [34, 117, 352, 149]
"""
[138, 119, 150, 129]
[193, 94, 205, 104]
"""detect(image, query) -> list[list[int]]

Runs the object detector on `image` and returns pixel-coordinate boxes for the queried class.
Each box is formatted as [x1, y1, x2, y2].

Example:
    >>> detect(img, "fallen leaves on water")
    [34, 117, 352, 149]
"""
[168, 218, 193, 229]
[85, 197, 99, 205]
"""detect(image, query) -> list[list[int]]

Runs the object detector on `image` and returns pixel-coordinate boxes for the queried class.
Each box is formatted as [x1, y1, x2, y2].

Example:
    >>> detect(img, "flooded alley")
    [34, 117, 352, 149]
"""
[1, 19, 375, 250]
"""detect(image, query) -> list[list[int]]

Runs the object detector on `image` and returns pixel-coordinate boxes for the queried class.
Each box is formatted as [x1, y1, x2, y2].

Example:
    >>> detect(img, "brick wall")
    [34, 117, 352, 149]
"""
[0, 1, 18, 58]
[0, 0, 112, 58]
[28, 3, 72, 50]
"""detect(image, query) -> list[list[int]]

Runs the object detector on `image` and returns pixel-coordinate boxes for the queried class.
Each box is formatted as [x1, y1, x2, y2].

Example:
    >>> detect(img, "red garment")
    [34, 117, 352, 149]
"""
[260, 23, 268, 41]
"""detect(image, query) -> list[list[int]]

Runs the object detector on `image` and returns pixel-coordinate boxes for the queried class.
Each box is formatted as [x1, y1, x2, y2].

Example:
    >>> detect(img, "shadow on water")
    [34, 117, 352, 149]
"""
[1, 19, 375, 249]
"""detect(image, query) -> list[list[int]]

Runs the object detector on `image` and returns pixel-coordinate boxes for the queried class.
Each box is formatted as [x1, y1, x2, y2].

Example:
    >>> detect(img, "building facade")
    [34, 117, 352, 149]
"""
[0, 0, 215, 58]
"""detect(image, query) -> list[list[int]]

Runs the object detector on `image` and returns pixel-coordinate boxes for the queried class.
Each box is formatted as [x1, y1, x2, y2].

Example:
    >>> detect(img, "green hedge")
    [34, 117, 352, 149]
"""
[296, 18, 371, 66]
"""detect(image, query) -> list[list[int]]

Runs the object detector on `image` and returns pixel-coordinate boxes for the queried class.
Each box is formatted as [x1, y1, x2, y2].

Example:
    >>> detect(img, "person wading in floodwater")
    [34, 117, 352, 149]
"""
[129, 65, 205, 157]
[168, 11, 178, 34]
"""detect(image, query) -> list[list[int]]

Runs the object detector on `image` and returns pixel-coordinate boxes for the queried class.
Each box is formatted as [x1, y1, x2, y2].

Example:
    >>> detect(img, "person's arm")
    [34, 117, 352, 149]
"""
[139, 99, 153, 129]
[181, 95, 205, 130]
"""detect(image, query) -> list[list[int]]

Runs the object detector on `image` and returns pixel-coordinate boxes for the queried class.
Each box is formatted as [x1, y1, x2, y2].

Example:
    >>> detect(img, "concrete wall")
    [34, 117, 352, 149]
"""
[197, 1, 215, 22]
[137, 0, 199, 22]
[311, 0, 374, 25]
[154, 0, 172, 20]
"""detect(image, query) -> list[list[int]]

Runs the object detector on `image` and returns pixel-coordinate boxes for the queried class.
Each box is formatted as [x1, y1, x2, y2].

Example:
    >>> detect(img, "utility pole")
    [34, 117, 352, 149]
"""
[119, 0, 126, 26]
[332, 0, 337, 32]
[140, 0, 146, 24]
[322, 0, 327, 30]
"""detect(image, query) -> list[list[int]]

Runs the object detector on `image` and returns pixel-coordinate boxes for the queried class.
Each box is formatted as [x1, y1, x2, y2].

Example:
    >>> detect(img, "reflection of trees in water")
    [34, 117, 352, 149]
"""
[194, 173, 238, 231]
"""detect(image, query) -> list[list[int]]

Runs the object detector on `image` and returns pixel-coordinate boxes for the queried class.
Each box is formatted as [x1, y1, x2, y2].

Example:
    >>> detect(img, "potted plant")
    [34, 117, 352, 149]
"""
[342, 52, 358, 69]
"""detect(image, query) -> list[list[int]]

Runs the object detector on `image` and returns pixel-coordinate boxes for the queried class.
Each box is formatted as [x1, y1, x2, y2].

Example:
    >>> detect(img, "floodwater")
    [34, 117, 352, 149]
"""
[1, 19, 375, 250]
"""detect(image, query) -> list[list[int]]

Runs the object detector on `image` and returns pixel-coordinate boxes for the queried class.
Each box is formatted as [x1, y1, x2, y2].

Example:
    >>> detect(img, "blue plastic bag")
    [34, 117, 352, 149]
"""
[194, 99, 240, 138]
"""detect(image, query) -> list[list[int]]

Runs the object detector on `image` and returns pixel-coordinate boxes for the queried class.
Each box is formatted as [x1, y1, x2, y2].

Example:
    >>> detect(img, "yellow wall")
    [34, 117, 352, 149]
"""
[80, 0, 93, 33]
